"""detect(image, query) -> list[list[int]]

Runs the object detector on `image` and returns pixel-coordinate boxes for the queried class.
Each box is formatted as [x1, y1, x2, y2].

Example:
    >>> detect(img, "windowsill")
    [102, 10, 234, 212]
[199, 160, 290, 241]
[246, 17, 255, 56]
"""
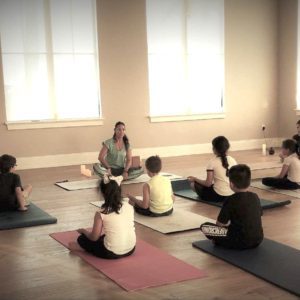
[295, 109, 300, 116]
[149, 113, 225, 123]
[5, 118, 104, 130]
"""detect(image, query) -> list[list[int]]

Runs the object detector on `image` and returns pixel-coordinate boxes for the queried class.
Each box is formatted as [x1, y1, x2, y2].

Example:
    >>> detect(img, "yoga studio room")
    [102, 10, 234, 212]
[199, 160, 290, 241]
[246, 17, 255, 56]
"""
[1, 0, 300, 299]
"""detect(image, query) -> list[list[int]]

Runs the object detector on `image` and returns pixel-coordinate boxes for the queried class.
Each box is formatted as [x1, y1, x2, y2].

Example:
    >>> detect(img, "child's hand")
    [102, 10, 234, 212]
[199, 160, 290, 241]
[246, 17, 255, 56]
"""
[77, 228, 86, 235]
[128, 199, 135, 206]
[126, 194, 135, 205]
[187, 176, 196, 182]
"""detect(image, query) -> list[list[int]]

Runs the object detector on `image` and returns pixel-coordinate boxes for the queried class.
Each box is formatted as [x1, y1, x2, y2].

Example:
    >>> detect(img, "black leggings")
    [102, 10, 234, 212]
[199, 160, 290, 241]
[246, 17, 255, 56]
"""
[194, 182, 228, 202]
[200, 222, 261, 250]
[134, 206, 173, 217]
[262, 177, 299, 190]
[77, 234, 135, 259]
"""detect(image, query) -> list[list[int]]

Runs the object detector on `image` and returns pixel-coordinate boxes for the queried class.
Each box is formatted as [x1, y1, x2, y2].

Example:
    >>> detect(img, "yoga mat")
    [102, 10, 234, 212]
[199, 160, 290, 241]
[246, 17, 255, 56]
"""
[50, 230, 206, 291]
[90, 201, 213, 234]
[55, 173, 182, 191]
[248, 161, 282, 171]
[192, 239, 300, 297]
[251, 180, 300, 199]
[134, 209, 213, 234]
[0, 203, 57, 230]
[55, 178, 99, 191]
[122, 172, 182, 185]
[171, 179, 291, 209]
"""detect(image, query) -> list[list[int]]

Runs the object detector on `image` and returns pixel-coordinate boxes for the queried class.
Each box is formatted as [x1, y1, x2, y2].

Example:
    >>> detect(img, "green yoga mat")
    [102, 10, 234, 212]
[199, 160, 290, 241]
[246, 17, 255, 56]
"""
[193, 239, 300, 297]
[171, 179, 291, 209]
[0, 203, 57, 230]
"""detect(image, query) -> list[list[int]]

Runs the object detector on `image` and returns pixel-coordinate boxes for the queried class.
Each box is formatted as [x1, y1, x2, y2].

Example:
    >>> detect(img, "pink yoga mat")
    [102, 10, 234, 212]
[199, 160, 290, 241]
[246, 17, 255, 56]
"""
[50, 230, 206, 291]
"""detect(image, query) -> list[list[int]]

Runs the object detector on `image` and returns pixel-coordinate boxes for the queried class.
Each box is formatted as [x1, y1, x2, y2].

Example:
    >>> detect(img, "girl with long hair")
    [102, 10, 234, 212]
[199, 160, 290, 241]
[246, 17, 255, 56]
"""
[188, 136, 237, 202]
[71, 175, 136, 259]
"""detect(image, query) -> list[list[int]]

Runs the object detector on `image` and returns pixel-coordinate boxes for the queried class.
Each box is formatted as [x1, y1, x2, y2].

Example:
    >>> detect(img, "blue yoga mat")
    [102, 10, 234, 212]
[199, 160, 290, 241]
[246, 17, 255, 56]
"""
[171, 179, 291, 209]
[0, 203, 57, 230]
[193, 239, 300, 297]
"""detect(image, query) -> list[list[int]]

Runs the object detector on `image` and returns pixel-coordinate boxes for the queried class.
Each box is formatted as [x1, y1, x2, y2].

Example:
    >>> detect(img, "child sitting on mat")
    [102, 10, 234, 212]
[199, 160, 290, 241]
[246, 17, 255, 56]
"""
[200, 164, 264, 249]
[71, 175, 136, 259]
[188, 136, 237, 202]
[0, 154, 31, 212]
[280, 120, 300, 162]
[127, 155, 174, 217]
[262, 139, 300, 190]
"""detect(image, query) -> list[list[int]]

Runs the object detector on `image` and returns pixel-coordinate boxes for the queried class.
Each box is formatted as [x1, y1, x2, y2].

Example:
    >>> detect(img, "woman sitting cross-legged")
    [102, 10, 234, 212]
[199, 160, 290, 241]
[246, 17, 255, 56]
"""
[93, 121, 143, 181]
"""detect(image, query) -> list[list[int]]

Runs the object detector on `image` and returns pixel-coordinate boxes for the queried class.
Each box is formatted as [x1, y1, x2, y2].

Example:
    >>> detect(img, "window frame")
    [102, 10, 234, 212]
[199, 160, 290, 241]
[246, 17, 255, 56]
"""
[0, 0, 103, 129]
[146, 0, 225, 122]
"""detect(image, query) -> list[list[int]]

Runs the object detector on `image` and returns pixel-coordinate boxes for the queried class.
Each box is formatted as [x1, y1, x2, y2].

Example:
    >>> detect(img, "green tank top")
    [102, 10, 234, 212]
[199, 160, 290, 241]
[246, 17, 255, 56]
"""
[103, 138, 130, 169]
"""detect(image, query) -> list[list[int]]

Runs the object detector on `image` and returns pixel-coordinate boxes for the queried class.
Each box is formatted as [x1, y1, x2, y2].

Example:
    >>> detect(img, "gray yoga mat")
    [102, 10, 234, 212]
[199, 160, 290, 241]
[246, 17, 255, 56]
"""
[0, 203, 57, 230]
[251, 179, 300, 199]
[192, 239, 300, 297]
[171, 179, 291, 210]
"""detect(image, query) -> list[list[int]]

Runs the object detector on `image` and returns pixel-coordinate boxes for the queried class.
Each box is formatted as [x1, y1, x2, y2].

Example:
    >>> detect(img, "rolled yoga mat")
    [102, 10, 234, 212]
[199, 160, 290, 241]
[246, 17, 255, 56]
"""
[192, 239, 300, 297]
[0, 203, 57, 230]
[50, 230, 206, 291]
[171, 179, 291, 209]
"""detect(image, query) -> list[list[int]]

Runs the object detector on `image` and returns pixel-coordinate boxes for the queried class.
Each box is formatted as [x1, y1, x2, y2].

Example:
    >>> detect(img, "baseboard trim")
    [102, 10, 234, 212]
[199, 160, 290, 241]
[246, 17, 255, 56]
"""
[17, 137, 282, 170]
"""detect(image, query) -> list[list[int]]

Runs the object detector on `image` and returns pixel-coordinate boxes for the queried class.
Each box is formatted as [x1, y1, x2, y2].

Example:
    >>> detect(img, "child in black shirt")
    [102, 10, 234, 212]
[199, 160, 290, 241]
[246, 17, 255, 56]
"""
[0, 154, 31, 212]
[200, 164, 264, 249]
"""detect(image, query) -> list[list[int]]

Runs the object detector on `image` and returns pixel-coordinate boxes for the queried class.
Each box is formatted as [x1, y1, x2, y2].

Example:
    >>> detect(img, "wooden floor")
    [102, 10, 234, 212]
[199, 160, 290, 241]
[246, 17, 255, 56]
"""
[1, 149, 299, 300]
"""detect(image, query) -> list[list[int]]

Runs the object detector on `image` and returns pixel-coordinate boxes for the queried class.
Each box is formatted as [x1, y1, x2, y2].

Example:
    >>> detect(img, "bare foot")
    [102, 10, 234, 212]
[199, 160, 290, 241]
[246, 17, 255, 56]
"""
[68, 242, 82, 252]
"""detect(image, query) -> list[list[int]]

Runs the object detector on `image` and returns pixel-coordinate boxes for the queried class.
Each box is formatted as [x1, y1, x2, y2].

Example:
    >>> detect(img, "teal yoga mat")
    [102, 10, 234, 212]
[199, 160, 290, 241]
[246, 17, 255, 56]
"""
[0, 203, 57, 230]
[193, 239, 300, 297]
[171, 179, 291, 209]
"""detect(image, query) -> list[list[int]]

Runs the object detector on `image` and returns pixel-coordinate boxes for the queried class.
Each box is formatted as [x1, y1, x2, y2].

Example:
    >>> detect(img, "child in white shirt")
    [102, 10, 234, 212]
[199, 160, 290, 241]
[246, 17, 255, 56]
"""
[188, 136, 237, 202]
[262, 139, 300, 190]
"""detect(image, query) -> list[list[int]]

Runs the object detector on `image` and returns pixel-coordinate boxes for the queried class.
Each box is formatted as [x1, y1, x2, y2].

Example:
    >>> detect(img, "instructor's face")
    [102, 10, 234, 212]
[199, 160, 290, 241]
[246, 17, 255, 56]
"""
[115, 125, 125, 139]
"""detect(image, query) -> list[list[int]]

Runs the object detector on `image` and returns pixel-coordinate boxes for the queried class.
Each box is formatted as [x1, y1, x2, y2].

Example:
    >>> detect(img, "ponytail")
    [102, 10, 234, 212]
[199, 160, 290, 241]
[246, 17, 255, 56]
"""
[212, 136, 230, 177]
[220, 154, 229, 176]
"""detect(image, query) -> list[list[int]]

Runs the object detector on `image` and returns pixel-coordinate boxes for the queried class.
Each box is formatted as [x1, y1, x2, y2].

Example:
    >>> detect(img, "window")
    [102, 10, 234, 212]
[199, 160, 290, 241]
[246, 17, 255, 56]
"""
[0, 0, 101, 124]
[146, 0, 224, 119]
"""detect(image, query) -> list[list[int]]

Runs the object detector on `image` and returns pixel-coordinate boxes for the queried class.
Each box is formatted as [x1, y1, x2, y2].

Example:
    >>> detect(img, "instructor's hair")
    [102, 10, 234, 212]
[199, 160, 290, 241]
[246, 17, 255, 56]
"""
[212, 136, 230, 176]
[296, 120, 300, 125]
[228, 164, 251, 189]
[0, 154, 16, 174]
[100, 179, 123, 214]
[113, 121, 130, 151]
[282, 139, 300, 158]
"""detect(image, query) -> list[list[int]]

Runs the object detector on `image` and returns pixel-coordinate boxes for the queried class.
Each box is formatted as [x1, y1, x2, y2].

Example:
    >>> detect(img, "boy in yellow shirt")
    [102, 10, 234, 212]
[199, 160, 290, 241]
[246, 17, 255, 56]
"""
[128, 156, 174, 217]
